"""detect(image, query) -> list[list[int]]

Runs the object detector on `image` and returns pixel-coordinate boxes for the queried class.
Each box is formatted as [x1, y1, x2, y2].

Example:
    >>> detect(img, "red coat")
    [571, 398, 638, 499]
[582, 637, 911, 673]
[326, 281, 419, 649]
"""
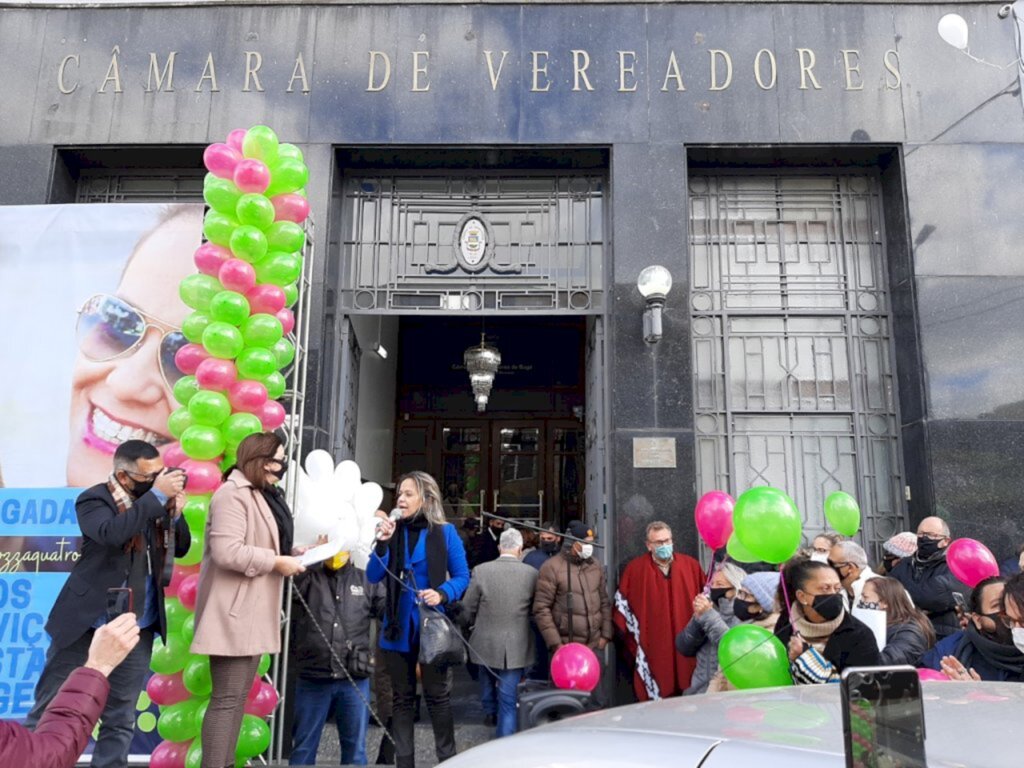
[0, 667, 109, 768]
[614, 552, 705, 700]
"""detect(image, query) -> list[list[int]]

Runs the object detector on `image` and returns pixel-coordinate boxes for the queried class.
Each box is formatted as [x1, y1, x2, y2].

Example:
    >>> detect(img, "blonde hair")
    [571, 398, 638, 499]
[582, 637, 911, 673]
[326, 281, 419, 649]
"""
[398, 471, 447, 526]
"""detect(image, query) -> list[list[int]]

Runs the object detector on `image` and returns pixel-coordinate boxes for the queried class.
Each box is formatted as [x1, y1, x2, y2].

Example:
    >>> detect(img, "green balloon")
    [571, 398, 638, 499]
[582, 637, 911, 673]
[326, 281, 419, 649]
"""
[283, 282, 299, 308]
[202, 321, 245, 359]
[185, 739, 203, 768]
[242, 124, 280, 165]
[271, 338, 296, 369]
[733, 486, 803, 565]
[257, 653, 271, 676]
[183, 655, 213, 697]
[277, 143, 304, 163]
[236, 193, 276, 230]
[180, 614, 196, 645]
[241, 313, 283, 348]
[176, 531, 203, 566]
[262, 371, 286, 400]
[194, 699, 209, 732]
[236, 714, 271, 759]
[229, 224, 269, 264]
[203, 210, 239, 248]
[255, 251, 301, 286]
[718, 624, 793, 689]
[266, 221, 306, 252]
[164, 597, 188, 634]
[179, 274, 222, 311]
[182, 311, 213, 344]
[726, 532, 760, 564]
[824, 491, 861, 537]
[236, 347, 279, 380]
[157, 698, 201, 742]
[181, 425, 226, 461]
[188, 390, 231, 427]
[173, 375, 200, 407]
[220, 450, 237, 474]
[168, 407, 195, 440]
[266, 158, 309, 197]
[182, 496, 210, 532]
[204, 174, 243, 215]
[224, 412, 263, 448]
[150, 631, 190, 675]
[209, 290, 251, 327]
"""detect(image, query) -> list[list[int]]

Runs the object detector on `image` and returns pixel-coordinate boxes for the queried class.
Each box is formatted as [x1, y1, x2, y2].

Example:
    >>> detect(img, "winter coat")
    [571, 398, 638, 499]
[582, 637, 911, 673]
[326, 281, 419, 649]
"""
[291, 562, 386, 679]
[0, 667, 108, 768]
[192, 470, 285, 656]
[676, 601, 739, 695]
[890, 553, 967, 640]
[533, 549, 612, 651]
[777, 610, 881, 684]
[920, 630, 1024, 682]
[879, 622, 931, 666]
[366, 522, 470, 653]
[463, 555, 539, 669]
[706, 611, 780, 693]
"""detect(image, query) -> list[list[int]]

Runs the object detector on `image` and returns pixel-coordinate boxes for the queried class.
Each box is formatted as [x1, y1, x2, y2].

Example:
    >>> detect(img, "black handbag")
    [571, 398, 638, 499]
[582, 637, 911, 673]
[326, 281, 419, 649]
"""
[418, 605, 466, 667]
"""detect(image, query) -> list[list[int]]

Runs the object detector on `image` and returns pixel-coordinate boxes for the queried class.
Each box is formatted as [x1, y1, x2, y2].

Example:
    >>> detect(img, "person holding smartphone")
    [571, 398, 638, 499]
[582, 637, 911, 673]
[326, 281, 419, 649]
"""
[25, 440, 190, 768]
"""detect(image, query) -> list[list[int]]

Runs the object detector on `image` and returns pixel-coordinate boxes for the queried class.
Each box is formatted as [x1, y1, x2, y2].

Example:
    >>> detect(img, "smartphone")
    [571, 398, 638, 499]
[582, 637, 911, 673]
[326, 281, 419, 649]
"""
[952, 591, 967, 616]
[106, 587, 134, 622]
[841, 665, 926, 768]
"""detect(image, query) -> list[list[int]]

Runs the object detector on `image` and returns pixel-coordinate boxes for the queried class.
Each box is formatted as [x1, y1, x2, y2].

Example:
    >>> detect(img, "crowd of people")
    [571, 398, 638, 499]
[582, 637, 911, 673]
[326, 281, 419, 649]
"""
[3, 439, 1024, 767]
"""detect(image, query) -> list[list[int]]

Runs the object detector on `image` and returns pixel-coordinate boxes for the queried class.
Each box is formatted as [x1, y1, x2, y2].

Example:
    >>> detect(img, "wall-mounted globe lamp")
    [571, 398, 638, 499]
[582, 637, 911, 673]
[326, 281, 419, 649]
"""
[636, 265, 673, 345]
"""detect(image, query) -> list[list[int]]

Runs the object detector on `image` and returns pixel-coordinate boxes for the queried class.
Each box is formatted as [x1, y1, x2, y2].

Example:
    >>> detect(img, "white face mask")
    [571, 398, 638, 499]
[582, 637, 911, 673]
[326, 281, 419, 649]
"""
[810, 552, 830, 564]
[578, 543, 594, 560]
[1013, 627, 1024, 654]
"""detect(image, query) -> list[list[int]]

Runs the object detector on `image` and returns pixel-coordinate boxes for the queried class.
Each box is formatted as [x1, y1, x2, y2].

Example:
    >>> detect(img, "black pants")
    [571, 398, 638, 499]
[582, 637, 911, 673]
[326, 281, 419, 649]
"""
[383, 649, 455, 767]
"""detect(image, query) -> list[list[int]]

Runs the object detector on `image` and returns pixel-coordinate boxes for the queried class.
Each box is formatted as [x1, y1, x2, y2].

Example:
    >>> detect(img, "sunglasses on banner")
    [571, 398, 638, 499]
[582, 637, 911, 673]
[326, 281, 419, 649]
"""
[76, 293, 187, 391]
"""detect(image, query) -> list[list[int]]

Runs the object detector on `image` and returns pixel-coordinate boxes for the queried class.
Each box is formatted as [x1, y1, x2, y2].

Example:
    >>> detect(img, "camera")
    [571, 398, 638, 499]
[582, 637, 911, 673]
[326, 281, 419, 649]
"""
[165, 466, 188, 483]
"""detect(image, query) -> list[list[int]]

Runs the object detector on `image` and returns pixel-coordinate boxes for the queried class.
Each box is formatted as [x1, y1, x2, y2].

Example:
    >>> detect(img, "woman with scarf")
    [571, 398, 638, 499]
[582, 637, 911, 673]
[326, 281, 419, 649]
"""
[920, 576, 1024, 682]
[676, 561, 745, 695]
[776, 559, 880, 684]
[858, 576, 935, 666]
[192, 432, 306, 768]
[369, 471, 470, 768]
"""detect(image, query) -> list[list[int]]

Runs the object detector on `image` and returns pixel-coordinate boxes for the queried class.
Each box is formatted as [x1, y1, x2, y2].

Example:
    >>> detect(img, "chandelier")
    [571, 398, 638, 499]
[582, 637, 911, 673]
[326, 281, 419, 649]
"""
[463, 334, 501, 412]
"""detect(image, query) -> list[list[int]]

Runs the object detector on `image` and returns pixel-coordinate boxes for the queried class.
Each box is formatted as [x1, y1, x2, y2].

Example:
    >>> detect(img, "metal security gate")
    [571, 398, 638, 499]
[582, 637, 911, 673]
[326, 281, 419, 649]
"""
[689, 174, 905, 556]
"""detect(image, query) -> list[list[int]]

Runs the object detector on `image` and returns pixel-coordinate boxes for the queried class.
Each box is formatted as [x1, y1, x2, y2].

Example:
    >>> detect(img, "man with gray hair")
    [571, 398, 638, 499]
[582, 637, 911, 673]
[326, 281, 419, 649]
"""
[829, 540, 881, 606]
[463, 527, 539, 737]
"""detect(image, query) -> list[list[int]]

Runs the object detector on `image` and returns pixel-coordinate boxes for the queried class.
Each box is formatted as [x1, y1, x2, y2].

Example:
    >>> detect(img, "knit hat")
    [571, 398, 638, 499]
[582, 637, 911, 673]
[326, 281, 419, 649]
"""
[883, 531, 917, 558]
[742, 571, 780, 613]
[565, 519, 595, 541]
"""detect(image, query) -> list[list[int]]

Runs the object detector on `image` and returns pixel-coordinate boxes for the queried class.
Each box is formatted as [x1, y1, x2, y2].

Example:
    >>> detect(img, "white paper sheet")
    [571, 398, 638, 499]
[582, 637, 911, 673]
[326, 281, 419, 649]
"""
[851, 606, 888, 652]
[298, 539, 346, 567]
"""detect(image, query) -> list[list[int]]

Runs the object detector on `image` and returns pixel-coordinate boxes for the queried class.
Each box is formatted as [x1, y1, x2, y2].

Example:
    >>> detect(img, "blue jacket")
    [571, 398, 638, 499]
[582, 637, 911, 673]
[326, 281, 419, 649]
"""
[367, 522, 470, 653]
[920, 630, 1022, 682]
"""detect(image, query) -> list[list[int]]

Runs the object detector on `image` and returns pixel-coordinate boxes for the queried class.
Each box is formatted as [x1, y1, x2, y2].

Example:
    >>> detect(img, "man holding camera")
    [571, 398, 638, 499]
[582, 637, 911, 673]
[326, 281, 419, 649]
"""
[25, 440, 190, 768]
[290, 546, 385, 766]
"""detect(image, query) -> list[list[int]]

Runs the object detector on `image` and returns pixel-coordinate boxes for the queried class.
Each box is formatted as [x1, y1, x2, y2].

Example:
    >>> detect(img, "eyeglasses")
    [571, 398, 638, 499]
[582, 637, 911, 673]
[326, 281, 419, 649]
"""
[828, 560, 850, 570]
[77, 294, 187, 391]
[918, 532, 948, 541]
[126, 469, 161, 482]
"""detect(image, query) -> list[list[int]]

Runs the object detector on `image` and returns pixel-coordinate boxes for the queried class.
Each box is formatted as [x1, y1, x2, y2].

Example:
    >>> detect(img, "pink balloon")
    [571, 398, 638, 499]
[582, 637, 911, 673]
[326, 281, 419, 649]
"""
[147, 673, 192, 707]
[246, 284, 287, 315]
[258, 399, 286, 431]
[226, 128, 247, 152]
[163, 442, 187, 469]
[695, 490, 736, 550]
[166, 563, 199, 598]
[194, 243, 232, 276]
[946, 538, 999, 588]
[219, 258, 257, 294]
[178, 574, 200, 611]
[195, 358, 238, 391]
[276, 308, 295, 336]
[203, 143, 242, 181]
[247, 674, 263, 701]
[245, 681, 280, 717]
[918, 668, 949, 682]
[270, 193, 310, 224]
[182, 459, 222, 494]
[228, 380, 268, 413]
[175, 344, 211, 376]
[233, 159, 270, 194]
[551, 643, 601, 692]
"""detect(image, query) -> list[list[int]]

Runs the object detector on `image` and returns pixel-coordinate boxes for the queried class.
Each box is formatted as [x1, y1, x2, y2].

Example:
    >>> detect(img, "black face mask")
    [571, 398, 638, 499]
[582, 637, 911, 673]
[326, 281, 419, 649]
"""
[977, 613, 1013, 644]
[709, 587, 731, 604]
[810, 593, 845, 622]
[540, 540, 560, 554]
[268, 458, 288, 481]
[916, 536, 943, 560]
[881, 557, 899, 573]
[129, 478, 155, 498]
[733, 598, 761, 622]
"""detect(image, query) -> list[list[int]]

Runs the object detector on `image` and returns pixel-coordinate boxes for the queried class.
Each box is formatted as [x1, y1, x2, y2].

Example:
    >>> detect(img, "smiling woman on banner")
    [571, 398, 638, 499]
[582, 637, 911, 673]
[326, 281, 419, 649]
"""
[368, 471, 469, 768]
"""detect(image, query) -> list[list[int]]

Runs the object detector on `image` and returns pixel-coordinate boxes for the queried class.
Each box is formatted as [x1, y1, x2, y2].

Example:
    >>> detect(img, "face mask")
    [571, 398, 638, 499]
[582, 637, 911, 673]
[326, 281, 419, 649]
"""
[653, 544, 673, 561]
[810, 593, 844, 621]
[709, 587, 731, 604]
[578, 543, 594, 560]
[809, 552, 830, 564]
[130, 478, 155, 498]
[540, 540, 560, 554]
[1013, 627, 1024, 654]
[881, 557, 898, 573]
[733, 598, 761, 622]
[268, 458, 289, 481]
[976, 613, 1013, 644]
[916, 536, 942, 559]
[326, 551, 350, 570]
[857, 600, 881, 611]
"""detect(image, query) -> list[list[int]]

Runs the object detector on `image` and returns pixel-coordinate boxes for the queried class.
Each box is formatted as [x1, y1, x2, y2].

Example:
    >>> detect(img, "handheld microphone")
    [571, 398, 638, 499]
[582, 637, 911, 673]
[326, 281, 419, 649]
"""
[375, 508, 402, 539]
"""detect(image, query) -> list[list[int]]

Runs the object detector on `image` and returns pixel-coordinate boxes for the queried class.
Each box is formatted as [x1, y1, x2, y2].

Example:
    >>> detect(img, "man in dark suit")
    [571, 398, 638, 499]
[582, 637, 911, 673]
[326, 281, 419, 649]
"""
[25, 439, 189, 768]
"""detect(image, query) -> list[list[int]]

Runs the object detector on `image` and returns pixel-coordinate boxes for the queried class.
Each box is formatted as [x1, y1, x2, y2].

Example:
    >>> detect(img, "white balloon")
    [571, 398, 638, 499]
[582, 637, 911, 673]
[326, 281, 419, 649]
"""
[353, 482, 384, 517]
[334, 460, 362, 502]
[304, 450, 336, 484]
[938, 13, 969, 51]
[293, 504, 336, 548]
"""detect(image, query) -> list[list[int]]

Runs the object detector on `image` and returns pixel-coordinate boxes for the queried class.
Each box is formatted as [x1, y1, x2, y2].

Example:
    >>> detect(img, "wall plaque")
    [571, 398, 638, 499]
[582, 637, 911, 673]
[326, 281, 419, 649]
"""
[632, 437, 676, 469]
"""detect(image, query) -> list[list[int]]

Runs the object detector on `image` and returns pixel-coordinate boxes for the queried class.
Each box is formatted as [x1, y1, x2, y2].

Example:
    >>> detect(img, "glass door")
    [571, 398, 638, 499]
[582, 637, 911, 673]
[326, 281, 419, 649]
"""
[492, 422, 543, 527]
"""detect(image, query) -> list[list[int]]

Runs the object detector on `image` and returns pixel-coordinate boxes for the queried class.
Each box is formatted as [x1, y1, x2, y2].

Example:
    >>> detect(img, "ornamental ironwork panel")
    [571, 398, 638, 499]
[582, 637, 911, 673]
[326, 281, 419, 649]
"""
[75, 170, 205, 203]
[339, 174, 604, 313]
[690, 174, 904, 557]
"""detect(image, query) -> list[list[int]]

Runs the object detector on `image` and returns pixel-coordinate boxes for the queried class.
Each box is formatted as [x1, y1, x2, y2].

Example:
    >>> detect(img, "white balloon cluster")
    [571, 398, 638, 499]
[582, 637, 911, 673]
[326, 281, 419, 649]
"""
[286, 449, 384, 567]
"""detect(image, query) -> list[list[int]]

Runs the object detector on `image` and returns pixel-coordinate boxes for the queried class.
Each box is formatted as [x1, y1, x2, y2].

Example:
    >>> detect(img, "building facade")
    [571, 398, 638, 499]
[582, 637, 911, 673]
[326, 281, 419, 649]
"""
[2, 0, 1023, 569]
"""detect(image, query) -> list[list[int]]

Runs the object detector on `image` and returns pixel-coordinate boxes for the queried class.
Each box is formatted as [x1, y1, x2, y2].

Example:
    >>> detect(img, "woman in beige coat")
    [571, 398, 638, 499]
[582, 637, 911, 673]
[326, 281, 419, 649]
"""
[191, 432, 305, 768]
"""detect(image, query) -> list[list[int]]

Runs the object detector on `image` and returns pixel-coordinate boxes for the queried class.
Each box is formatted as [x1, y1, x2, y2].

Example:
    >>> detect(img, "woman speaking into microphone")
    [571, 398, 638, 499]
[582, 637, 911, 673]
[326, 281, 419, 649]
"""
[368, 471, 470, 768]
[191, 432, 305, 768]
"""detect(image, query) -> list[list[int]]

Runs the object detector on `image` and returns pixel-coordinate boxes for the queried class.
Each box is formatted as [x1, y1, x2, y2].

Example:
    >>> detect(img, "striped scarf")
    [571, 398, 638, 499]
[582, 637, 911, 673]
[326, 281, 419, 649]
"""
[106, 473, 150, 554]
